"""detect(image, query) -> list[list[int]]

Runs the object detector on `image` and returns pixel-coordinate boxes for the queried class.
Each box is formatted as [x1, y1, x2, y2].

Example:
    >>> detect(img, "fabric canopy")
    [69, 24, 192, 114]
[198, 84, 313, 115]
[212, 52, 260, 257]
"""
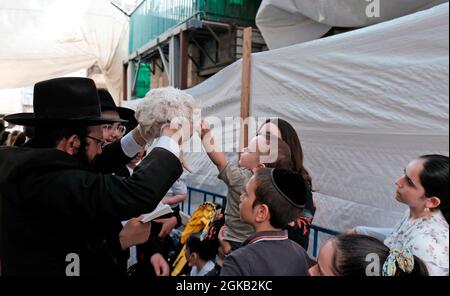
[256, 0, 448, 49]
[126, 4, 449, 238]
[0, 0, 128, 102]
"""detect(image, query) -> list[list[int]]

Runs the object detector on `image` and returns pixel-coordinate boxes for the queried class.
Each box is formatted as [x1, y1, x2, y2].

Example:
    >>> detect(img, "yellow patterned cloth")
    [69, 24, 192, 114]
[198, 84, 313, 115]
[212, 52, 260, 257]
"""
[171, 202, 216, 276]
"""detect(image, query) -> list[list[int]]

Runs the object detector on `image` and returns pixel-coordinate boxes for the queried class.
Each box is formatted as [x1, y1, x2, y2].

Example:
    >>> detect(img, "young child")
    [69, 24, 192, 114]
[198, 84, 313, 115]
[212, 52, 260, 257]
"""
[201, 121, 294, 253]
[220, 168, 311, 276]
[308, 234, 429, 276]
[185, 233, 216, 276]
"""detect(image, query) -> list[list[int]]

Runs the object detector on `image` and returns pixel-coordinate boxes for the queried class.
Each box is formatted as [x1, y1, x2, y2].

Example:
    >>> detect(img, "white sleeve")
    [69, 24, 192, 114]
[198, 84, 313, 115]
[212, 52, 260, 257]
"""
[153, 136, 180, 158]
[171, 178, 188, 195]
[423, 261, 449, 276]
[120, 132, 143, 158]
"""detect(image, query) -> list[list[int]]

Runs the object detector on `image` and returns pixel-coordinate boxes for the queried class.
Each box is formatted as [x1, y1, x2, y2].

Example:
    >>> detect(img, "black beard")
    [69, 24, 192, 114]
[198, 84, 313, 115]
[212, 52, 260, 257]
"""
[74, 141, 94, 170]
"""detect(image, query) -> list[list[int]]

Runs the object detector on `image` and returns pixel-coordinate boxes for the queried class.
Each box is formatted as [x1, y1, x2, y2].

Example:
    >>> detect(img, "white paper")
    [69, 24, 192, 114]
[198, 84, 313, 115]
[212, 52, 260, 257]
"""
[140, 203, 173, 223]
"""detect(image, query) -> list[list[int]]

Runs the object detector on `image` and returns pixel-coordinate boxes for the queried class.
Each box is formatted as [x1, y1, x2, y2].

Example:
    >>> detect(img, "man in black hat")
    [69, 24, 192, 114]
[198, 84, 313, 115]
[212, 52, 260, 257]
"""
[220, 168, 311, 276]
[95, 88, 163, 275]
[82, 88, 139, 176]
[0, 77, 185, 276]
[97, 88, 136, 145]
[95, 88, 139, 177]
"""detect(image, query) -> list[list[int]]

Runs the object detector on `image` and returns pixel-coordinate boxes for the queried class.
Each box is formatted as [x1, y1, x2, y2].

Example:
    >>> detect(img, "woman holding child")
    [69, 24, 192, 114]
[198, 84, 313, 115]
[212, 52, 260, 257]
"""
[258, 119, 315, 250]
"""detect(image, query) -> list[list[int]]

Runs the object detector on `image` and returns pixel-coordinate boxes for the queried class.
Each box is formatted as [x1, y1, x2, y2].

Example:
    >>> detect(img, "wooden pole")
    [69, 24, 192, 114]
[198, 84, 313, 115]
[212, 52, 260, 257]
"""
[122, 62, 128, 102]
[179, 31, 189, 90]
[240, 27, 252, 151]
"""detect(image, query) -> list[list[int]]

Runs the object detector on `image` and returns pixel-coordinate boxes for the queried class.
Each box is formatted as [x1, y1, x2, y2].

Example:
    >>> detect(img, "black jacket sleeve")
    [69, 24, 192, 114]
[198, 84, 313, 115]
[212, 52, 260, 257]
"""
[35, 147, 183, 222]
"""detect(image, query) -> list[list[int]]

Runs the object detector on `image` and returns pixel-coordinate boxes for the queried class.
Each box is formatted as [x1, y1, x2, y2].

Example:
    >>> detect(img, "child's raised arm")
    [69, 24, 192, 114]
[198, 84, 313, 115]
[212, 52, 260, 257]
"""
[201, 120, 227, 172]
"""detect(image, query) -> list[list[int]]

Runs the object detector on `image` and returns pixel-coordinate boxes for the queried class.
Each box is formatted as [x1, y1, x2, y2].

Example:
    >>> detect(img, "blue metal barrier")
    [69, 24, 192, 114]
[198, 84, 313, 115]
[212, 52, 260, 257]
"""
[182, 187, 227, 215]
[310, 225, 340, 258]
[184, 187, 339, 257]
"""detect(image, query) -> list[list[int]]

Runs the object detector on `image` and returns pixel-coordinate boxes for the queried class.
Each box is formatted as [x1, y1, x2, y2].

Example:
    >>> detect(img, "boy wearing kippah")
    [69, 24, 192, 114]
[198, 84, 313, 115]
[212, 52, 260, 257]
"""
[220, 169, 311, 276]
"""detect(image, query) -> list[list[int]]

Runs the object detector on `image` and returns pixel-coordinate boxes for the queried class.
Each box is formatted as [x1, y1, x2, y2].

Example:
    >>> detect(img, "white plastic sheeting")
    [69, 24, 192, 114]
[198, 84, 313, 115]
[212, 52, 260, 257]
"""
[0, 0, 128, 102]
[124, 4, 449, 234]
[256, 0, 448, 49]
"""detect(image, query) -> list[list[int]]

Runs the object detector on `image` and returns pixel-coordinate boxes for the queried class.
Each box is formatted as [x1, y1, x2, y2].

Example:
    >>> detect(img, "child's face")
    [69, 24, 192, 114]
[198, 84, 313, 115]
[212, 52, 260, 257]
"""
[239, 136, 267, 170]
[308, 240, 336, 276]
[239, 176, 259, 225]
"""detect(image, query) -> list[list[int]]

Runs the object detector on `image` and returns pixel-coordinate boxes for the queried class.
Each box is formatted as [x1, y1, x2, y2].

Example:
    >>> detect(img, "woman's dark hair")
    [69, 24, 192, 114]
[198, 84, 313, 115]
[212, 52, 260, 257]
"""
[330, 234, 428, 276]
[186, 233, 216, 262]
[419, 154, 449, 224]
[261, 133, 294, 170]
[264, 119, 312, 189]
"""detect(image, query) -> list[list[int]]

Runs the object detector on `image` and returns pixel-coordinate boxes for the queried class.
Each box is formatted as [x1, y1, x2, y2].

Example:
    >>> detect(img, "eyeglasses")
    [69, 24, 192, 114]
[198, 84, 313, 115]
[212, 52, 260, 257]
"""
[102, 124, 127, 135]
[86, 135, 108, 149]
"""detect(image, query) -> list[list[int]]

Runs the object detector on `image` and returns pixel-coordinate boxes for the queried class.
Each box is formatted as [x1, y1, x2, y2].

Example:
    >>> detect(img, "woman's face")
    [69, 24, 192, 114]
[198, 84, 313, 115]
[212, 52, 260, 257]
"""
[259, 122, 282, 139]
[308, 240, 336, 276]
[395, 159, 428, 209]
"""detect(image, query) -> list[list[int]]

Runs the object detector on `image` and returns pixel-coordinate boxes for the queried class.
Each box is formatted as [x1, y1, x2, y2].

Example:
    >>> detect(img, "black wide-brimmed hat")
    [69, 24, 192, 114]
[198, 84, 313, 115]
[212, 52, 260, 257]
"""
[4, 78, 119, 127]
[98, 89, 133, 124]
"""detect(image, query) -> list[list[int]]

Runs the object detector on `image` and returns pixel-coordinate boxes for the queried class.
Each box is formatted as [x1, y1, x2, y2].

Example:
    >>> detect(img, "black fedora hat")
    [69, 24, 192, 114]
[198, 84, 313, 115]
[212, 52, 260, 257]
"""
[98, 89, 132, 123]
[5, 78, 119, 127]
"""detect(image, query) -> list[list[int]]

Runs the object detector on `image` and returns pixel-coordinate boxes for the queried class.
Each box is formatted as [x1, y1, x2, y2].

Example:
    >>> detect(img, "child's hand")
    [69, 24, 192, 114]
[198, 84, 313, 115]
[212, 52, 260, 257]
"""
[218, 226, 232, 255]
[200, 120, 212, 140]
[218, 225, 227, 242]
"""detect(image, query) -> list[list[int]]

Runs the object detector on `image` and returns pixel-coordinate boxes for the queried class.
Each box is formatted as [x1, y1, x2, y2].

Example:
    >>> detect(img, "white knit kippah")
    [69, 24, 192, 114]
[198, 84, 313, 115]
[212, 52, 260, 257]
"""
[135, 87, 196, 140]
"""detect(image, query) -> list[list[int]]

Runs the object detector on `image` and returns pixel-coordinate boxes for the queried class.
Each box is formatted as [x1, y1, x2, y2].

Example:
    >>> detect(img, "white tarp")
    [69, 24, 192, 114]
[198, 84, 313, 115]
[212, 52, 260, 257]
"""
[124, 4, 449, 235]
[256, 0, 448, 49]
[0, 0, 128, 102]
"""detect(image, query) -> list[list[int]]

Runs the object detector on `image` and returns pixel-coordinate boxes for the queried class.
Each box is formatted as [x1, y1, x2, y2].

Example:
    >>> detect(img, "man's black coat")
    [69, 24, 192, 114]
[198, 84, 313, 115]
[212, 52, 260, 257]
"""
[0, 145, 182, 276]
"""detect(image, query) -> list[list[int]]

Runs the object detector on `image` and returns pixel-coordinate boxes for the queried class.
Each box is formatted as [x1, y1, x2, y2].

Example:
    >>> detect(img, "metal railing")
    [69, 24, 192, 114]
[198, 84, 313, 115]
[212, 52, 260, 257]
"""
[310, 225, 340, 257]
[183, 187, 339, 257]
[181, 187, 228, 215]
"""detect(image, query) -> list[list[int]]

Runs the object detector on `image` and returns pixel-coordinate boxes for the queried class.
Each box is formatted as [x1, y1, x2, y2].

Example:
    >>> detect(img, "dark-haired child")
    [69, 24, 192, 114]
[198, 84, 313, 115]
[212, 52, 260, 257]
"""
[220, 169, 311, 276]
[185, 233, 216, 276]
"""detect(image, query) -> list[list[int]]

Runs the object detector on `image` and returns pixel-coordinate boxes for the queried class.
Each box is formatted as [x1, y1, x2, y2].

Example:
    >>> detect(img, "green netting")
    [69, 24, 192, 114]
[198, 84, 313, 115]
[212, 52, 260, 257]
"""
[202, 0, 261, 23]
[136, 63, 151, 99]
[129, 0, 262, 54]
